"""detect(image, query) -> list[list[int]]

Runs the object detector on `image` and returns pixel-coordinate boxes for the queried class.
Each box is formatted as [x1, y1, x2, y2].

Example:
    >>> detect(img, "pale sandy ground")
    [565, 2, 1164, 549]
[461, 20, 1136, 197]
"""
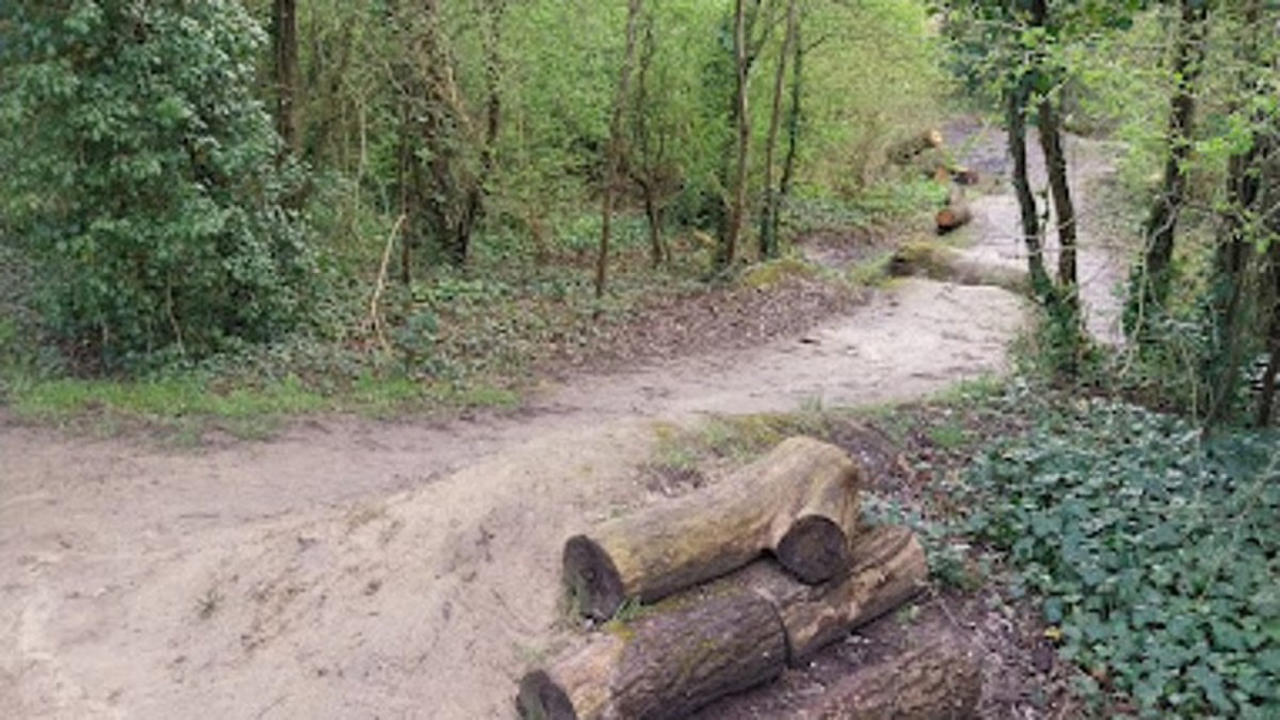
[0, 133, 1123, 720]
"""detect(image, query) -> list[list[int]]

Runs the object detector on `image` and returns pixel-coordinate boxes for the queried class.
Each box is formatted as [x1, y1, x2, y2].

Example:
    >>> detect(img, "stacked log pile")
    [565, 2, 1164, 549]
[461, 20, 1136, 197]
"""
[517, 436, 982, 719]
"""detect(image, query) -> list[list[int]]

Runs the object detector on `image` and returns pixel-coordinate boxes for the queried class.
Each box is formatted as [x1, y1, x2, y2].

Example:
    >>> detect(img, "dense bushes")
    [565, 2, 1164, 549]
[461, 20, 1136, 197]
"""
[0, 1, 318, 371]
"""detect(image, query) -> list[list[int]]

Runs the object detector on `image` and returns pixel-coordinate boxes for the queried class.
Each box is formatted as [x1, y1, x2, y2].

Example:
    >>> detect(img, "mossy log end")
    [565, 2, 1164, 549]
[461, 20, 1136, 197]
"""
[516, 591, 787, 720]
[564, 436, 864, 620]
[814, 635, 983, 719]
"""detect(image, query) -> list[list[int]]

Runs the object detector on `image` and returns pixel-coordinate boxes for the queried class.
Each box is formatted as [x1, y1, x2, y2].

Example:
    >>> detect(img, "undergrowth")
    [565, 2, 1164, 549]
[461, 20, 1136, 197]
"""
[954, 398, 1280, 717]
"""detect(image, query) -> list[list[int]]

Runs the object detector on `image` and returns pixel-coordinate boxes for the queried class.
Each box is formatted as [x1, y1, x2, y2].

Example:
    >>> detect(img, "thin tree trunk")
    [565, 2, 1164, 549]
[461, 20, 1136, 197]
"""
[272, 0, 299, 154]
[1139, 0, 1210, 317]
[758, 0, 796, 260]
[596, 0, 644, 300]
[720, 0, 751, 269]
[1006, 75, 1051, 300]
[777, 6, 802, 242]
[1258, 242, 1280, 427]
[1037, 95, 1079, 312]
[456, 0, 505, 267]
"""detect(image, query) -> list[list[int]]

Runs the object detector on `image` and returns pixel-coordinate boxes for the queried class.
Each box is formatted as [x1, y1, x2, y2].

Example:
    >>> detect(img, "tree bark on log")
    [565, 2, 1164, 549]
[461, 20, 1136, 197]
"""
[721, 524, 927, 665]
[522, 527, 928, 720]
[564, 437, 864, 620]
[813, 635, 982, 719]
[517, 592, 788, 720]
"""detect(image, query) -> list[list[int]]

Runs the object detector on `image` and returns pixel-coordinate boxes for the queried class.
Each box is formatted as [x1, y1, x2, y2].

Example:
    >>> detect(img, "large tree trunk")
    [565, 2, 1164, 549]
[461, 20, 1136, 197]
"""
[596, 0, 644, 300]
[522, 526, 927, 720]
[758, 0, 796, 260]
[271, 0, 299, 154]
[812, 634, 982, 719]
[564, 437, 864, 621]
[1136, 0, 1210, 323]
[1205, 0, 1268, 427]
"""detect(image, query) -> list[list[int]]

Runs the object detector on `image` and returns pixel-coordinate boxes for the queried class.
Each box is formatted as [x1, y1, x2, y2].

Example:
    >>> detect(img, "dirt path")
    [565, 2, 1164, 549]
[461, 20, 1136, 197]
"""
[0, 129, 1123, 720]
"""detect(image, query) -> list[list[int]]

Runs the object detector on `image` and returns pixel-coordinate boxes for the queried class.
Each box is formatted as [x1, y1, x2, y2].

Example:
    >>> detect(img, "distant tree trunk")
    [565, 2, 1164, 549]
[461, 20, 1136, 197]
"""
[596, 0, 644, 300]
[1131, 0, 1210, 335]
[271, 0, 299, 154]
[1006, 74, 1051, 300]
[1037, 94, 1078, 313]
[758, 0, 796, 261]
[631, 18, 670, 268]
[719, 0, 752, 270]
[456, 0, 505, 266]
[777, 5, 803, 234]
[1259, 241, 1280, 427]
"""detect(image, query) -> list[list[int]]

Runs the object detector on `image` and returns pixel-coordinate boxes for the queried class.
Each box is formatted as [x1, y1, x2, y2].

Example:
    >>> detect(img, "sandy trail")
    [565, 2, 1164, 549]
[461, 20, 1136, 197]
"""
[0, 131, 1122, 720]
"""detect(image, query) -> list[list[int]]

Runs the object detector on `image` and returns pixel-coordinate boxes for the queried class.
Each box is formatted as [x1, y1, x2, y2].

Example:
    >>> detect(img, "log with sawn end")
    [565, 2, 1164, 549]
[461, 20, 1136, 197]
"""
[564, 436, 865, 621]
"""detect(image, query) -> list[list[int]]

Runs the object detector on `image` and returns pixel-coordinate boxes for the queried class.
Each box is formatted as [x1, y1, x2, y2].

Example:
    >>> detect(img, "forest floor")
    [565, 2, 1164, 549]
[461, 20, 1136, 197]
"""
[0, 122, 1129, 719]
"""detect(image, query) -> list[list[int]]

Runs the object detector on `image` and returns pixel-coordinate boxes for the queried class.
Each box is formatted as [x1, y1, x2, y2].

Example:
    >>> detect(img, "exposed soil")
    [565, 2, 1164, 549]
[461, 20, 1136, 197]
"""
[0, 123, 1123, 719]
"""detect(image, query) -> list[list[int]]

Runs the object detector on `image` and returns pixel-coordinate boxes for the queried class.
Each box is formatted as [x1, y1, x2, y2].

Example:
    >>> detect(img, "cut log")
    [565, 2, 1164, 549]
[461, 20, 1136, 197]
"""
[516, 591, 788, 720]
[935, 203, 973, 234]
[889, 129, 944, 164]
[734, 524, 927, 665]
[564, 437, 864, 620]
[813, 635, 983, 719]
[520, 526, 928, 720]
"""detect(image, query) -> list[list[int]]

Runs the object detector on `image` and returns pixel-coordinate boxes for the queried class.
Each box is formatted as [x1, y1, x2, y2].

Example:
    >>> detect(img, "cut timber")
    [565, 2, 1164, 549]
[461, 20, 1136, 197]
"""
[935, 203, 973, 234]
[717, 524, 927, 665]
[564, 437, 863, 620]
[814, 635, 982, 719]
[516, 591, 787, 720]
[889, 129, 944, 164]
[519, 526, 928, 720]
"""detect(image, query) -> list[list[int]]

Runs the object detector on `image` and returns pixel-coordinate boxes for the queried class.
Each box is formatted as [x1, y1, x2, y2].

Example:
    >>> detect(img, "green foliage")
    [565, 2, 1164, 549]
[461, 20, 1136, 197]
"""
[959, 399, 1280, 716]
[0, 0, 319, 371]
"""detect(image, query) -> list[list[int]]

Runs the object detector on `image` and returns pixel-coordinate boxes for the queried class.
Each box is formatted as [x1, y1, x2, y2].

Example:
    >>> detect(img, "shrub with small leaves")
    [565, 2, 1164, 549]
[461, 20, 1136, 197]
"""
[0, 0, 319, 371]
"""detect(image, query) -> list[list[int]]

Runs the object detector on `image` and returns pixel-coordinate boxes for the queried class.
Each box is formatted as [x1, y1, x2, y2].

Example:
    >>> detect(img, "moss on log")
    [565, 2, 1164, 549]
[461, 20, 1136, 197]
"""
[516, 592, 787, 720]
[521, 527, 928, 720]
[564, 437, 864, 620]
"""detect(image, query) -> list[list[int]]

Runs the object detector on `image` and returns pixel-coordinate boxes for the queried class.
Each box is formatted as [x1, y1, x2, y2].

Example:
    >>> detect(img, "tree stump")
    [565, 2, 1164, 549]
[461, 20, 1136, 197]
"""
[564, 437, 864, 620]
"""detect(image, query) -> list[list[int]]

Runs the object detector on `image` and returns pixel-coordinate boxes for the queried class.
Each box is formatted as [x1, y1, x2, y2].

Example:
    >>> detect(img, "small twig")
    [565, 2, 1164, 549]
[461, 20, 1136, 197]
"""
[369, 214, 408, 355]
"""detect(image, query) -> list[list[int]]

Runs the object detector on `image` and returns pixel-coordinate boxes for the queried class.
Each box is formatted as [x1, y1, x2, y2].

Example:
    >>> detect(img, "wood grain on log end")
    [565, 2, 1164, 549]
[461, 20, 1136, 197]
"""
[775, 515, 848, 584]
[516, 670, 578, 720]
[563, 535, 625, 621]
